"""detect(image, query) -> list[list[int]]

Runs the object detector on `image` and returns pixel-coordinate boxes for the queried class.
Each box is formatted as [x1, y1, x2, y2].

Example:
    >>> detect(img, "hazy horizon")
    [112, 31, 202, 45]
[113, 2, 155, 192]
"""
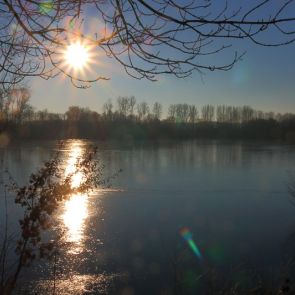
[30, 40, 295, 115]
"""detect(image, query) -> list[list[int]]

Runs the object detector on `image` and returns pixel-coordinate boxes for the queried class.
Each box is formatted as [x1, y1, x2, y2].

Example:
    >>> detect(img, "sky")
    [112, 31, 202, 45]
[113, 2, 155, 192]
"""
[30, 2, 295, 115]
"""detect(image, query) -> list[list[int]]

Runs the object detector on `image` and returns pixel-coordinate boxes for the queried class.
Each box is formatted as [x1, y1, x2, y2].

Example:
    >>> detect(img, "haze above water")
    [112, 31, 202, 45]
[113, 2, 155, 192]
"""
[1, 140, 295, 294]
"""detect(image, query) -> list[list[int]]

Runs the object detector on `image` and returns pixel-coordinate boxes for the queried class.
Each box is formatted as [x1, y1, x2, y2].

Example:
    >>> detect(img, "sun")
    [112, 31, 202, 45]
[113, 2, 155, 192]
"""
[64, 41, 90, 70]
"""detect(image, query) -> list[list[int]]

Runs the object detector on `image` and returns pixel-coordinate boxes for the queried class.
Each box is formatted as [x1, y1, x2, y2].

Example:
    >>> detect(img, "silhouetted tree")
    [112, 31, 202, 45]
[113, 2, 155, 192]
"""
[0, 87, 32, 124]
[103, 99, 113, 119]
[241, 106, 254, 122]
[137, 102, 150, 120]
[22, 104, 34, 122]
[168, 104, 177, 121]
[176, 104, 189, 122]
[188, 105, 198, 123]
[65, 106, 81, 121]
[1, 98, 295, 142]
[202, 105, 215, 122]
[0, 144, 118, 294]
[216, 105, 227, 123]
[36, 109, 49, 121]
[117, 96, 129, 117]
[232, 107, 241, 123]
[128, 96, 136, 116]
[152, 102, 163, 120]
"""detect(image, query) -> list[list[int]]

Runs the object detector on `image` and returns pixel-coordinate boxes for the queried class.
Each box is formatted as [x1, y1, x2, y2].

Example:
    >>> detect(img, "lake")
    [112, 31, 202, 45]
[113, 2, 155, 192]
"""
[1, 140, 295, 294]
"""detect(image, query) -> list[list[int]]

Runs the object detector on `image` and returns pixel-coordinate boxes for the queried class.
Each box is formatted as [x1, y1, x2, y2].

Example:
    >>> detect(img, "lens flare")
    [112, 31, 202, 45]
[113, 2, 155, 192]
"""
[39, 1, 53, 14]
[180, 227, 202, 260]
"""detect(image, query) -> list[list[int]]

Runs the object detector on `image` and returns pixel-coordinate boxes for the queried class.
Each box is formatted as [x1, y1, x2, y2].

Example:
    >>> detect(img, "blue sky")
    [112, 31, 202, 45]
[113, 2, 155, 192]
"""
[30, 2, 295, 115]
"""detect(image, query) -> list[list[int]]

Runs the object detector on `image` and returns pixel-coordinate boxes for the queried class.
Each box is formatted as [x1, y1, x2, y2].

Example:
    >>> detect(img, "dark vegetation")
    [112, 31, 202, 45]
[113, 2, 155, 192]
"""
[0, 90, 295, 143]
[0, 143, 117, 294]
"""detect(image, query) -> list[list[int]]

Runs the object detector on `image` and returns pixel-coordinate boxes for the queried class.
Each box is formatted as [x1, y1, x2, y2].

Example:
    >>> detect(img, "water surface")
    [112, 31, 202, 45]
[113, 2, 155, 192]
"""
[1, 140, 295, 294]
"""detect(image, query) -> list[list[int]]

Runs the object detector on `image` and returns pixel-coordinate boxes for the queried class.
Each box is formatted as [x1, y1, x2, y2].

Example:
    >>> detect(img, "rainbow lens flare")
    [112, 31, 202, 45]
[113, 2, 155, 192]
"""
[39, 1, 53, 15]
[180, 227, 202, 260]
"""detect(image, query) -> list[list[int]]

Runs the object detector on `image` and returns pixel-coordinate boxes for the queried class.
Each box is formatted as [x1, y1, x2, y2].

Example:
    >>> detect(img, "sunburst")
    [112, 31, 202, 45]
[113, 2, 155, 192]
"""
[64, 41, 90, 70]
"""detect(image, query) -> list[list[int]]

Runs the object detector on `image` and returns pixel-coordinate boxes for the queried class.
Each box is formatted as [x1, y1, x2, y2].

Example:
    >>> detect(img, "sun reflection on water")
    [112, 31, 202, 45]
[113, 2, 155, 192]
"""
[62, 141, 89, 253]
[63, 193, 88, 244]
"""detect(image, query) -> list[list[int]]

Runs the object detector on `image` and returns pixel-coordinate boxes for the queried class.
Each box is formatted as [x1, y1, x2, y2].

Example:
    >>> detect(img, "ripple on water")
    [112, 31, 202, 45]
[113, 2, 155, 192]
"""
[16, 273, 122, 295]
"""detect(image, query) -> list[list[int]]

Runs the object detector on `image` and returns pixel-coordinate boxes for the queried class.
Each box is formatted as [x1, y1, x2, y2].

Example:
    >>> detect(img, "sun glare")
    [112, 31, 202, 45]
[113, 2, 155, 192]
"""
[65, 42, 89, 70]
[62, 142, 89, 253]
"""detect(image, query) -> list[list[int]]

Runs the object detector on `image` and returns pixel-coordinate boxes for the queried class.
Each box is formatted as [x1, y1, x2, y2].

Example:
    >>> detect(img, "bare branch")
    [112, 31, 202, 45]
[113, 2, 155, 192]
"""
[0, 0, 294, 86]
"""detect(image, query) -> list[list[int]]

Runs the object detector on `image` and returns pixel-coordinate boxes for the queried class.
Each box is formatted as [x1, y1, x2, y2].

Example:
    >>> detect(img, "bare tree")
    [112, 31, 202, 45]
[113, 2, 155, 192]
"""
[103, 99, 113, 117]
[137, 102, 150, 120]
[22, 104, 34, 122]
[168, 104, 177, 121]
[232, 107, 241, 123]
[0, 89, 7, 122]
[11, 88, 31, 124]
[216, 105, 227, 123]
[152, 102, 163, 120]
[0, 90, 4, 113]
[0, 1, 295, 87]
[65, 106, 82, 121]
[36, 109, 49, 121]
[241, 105, 254, 122]
[127, 96, 136, 116]
[188, 105, 198, 123]
[117, 96, 129, 117]
[175, 104, 189, 122]
[0, 144, 116, 294]
[0, 87, 32, 124]
[201, 104, 215, 122]
[264, 111, 275, 120]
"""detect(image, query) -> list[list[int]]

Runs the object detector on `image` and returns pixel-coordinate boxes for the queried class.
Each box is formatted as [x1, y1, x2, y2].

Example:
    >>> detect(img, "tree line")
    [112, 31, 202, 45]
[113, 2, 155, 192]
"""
[0, 91, 295, 142]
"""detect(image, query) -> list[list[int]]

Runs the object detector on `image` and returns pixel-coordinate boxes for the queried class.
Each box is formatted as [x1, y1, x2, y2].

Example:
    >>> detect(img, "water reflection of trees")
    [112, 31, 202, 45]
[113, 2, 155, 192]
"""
[115, 141, 245, 172]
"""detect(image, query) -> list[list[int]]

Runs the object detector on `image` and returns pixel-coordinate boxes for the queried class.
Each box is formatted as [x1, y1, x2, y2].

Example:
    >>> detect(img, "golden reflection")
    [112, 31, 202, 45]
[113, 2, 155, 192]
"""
[63, 194, 88, 244]
[34, 274, 117, 294]
[62, 142, 89, 252]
